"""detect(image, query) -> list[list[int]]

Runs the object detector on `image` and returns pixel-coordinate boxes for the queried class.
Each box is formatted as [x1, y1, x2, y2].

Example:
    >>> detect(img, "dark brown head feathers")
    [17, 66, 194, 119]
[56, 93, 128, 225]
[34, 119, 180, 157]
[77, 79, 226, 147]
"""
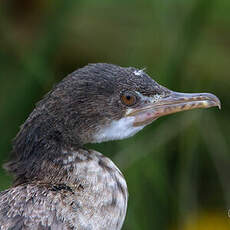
[5, 63, 168, 185]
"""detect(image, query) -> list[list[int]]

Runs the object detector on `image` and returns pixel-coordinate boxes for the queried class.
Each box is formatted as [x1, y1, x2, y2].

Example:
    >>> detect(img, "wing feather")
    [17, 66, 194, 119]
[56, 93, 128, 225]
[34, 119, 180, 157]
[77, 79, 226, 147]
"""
[0, 184, 73, 230]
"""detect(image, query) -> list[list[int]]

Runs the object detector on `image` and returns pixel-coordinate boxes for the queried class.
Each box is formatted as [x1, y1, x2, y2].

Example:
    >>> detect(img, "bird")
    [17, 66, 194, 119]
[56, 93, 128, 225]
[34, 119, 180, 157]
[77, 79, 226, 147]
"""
[0, 63, 220, 230]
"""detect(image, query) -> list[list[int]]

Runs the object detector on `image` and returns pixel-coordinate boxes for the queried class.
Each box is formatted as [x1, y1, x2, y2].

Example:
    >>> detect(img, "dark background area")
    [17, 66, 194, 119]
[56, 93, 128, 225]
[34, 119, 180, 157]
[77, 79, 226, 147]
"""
[0, 0, 230, 229]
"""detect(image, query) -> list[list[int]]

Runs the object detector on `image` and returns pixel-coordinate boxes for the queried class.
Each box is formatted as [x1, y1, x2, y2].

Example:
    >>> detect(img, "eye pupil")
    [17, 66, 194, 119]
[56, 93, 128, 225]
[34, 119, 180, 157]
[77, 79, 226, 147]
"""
[121, 92, 137, 106]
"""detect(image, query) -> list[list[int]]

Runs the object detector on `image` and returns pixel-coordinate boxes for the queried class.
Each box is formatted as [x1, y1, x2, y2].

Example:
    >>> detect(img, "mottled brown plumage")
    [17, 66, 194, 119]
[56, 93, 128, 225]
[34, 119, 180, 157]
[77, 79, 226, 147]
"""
[0, 63, 220, 230]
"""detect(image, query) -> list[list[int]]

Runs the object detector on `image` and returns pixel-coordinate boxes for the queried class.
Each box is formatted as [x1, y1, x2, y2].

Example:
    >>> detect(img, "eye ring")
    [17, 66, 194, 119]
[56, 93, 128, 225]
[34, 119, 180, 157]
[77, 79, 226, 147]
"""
[121, 91, 137, 106]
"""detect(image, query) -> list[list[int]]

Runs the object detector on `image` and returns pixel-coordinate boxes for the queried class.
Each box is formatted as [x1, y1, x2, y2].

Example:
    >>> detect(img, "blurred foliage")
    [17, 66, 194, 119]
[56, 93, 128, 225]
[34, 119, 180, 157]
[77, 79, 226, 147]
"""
[0, 0, 230, 229]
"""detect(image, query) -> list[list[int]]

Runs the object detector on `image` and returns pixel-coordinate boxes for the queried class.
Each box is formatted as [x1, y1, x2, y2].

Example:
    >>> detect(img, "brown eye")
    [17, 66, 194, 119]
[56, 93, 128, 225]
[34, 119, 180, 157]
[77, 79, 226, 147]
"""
[121, 92, 137, 106]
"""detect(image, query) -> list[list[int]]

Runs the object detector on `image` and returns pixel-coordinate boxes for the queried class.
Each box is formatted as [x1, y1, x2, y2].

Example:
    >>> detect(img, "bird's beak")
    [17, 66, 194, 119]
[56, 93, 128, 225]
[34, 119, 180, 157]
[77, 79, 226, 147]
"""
[125, 91, 221, 126]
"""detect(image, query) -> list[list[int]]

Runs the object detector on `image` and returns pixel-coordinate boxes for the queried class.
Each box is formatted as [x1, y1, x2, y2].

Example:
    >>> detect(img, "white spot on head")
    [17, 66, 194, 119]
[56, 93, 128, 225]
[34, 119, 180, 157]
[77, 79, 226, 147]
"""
[92, 117, 145, 143]
[150, 94, 162, 103]
[135, 91, 162, 103]
[133, 69, 145, 77]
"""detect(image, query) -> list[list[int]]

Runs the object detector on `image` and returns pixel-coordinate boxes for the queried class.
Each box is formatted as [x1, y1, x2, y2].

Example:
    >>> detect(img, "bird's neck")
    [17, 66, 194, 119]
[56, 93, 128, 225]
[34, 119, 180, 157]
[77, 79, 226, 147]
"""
[6, 116, 128, 229]
[5, 114, 78, 185]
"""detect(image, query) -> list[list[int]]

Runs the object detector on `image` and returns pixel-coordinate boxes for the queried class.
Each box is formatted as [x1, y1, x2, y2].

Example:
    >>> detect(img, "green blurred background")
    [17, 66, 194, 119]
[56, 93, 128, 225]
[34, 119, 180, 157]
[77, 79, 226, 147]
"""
[0, 0, 230, 229]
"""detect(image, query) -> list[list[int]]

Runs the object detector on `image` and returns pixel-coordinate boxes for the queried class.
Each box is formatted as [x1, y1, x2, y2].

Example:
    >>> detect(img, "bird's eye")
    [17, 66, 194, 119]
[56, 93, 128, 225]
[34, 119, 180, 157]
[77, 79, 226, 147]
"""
[121, 92, 137, 106]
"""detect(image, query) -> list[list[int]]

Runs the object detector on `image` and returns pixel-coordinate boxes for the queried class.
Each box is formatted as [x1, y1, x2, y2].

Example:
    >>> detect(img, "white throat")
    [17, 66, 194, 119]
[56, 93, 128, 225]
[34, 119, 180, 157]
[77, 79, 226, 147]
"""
[93, 116, 145, 143]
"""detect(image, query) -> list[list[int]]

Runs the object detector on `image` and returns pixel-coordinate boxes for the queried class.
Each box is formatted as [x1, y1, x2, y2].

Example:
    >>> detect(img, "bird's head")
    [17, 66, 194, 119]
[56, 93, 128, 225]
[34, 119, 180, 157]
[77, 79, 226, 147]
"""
[8, 63, 220, 184]
[27, 63, 220, 146]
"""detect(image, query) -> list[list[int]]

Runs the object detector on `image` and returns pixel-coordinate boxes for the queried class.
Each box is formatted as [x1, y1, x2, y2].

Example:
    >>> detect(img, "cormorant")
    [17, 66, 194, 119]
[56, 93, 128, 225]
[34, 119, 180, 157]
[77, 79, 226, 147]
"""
[0, 63, 220, 230]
